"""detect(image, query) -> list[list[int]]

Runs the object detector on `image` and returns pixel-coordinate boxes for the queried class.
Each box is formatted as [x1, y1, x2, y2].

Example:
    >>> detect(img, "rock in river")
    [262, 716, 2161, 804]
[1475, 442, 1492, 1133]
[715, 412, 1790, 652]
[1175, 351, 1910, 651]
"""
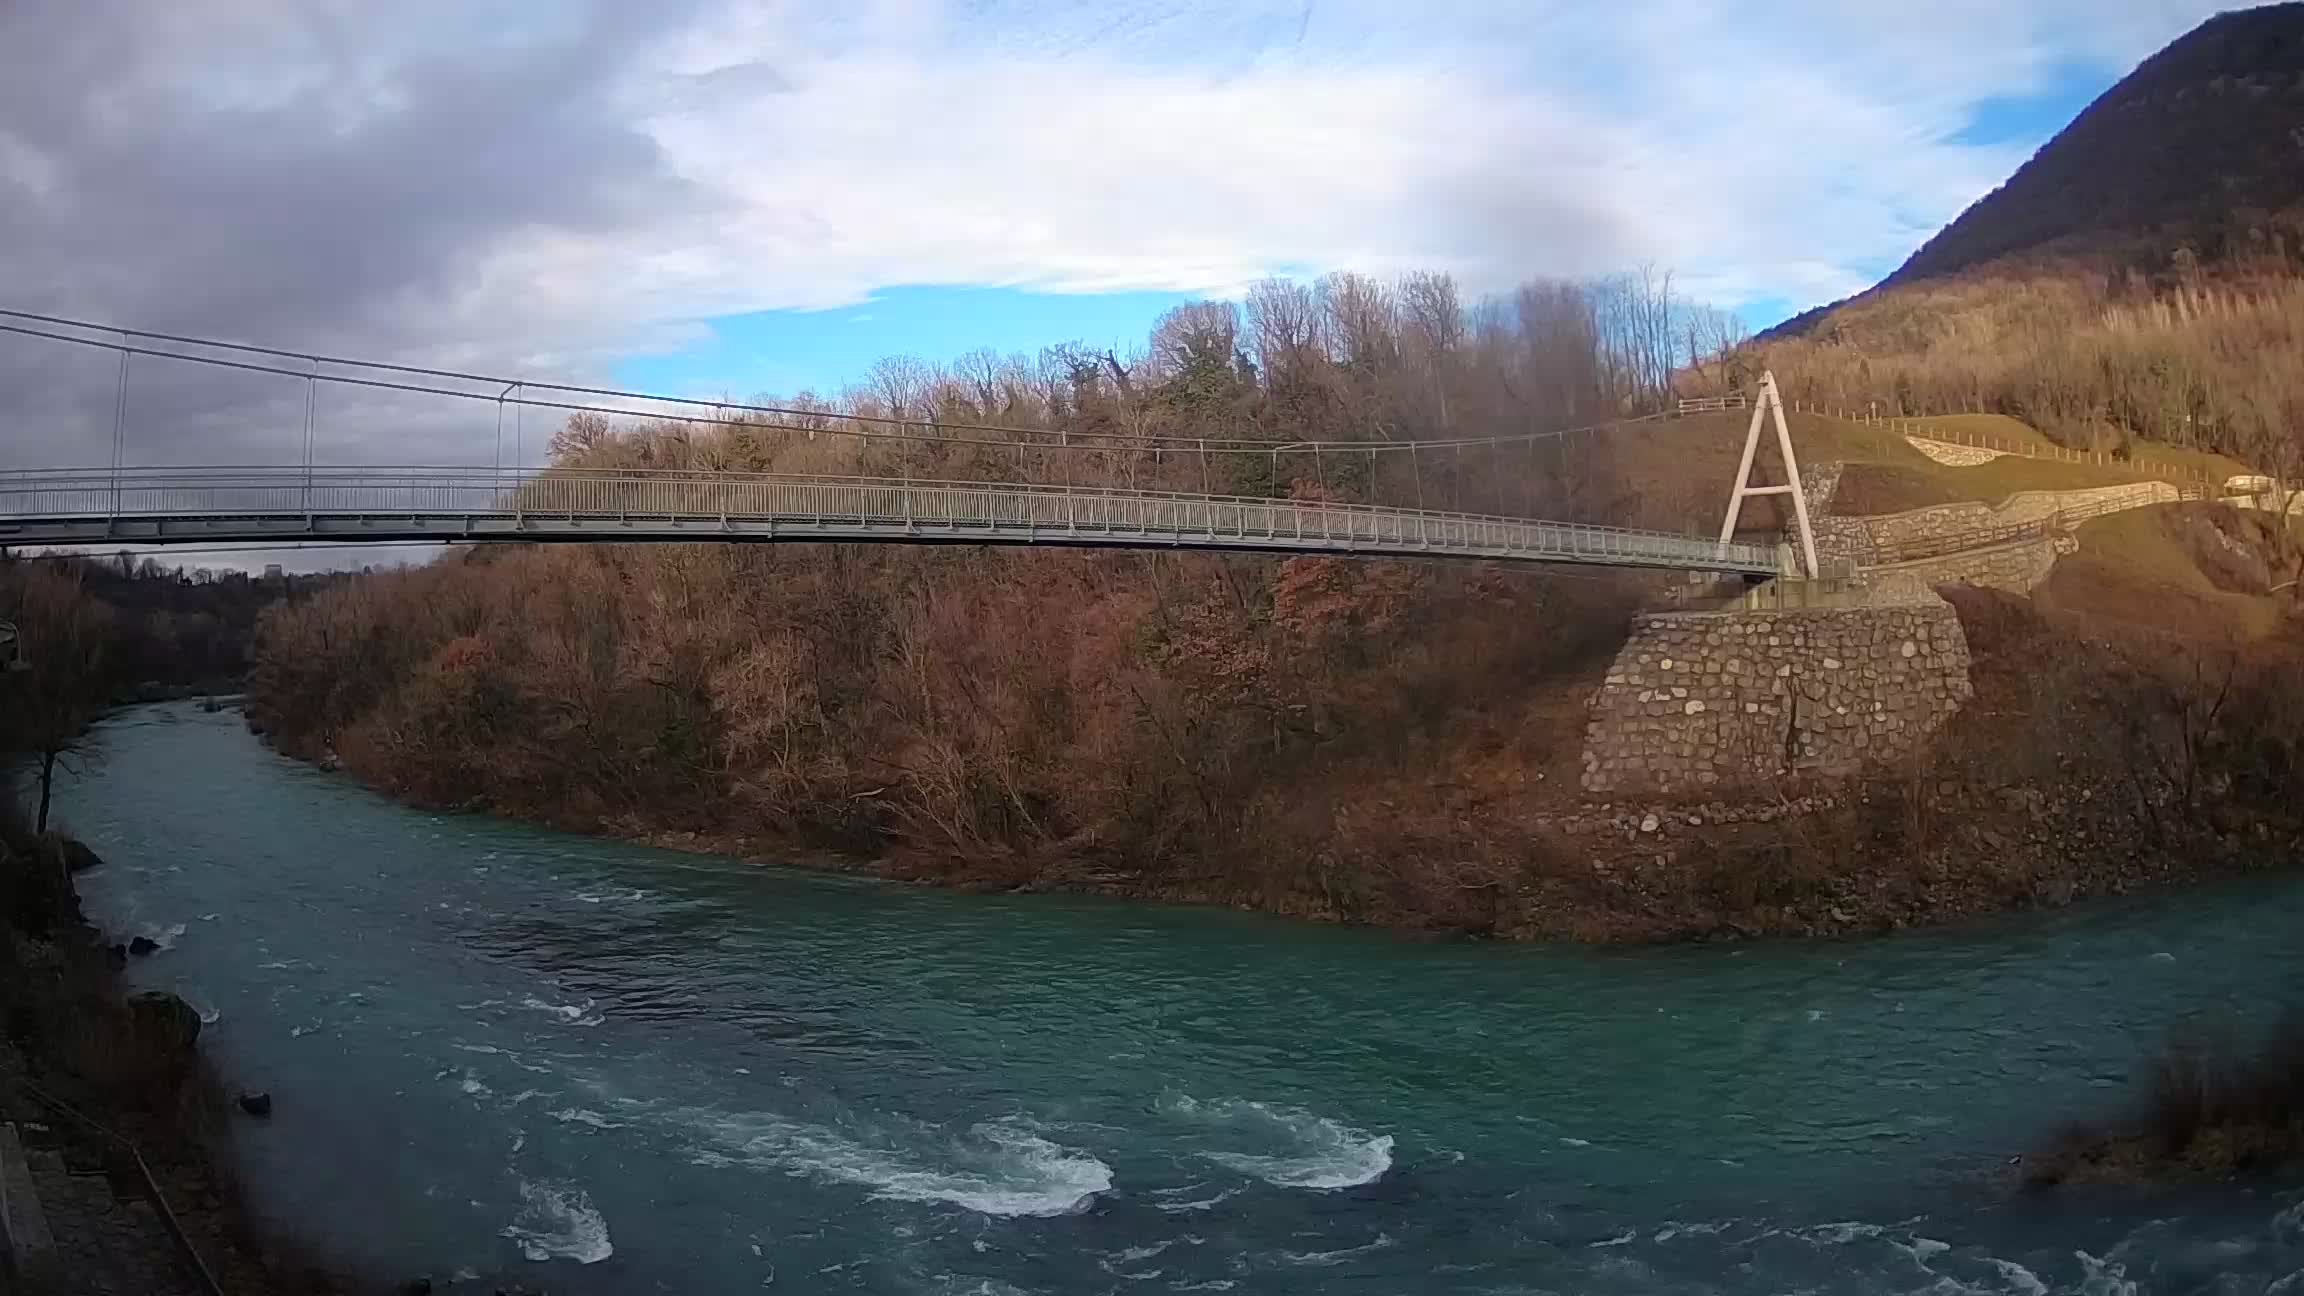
[125, 990, 202, 1055]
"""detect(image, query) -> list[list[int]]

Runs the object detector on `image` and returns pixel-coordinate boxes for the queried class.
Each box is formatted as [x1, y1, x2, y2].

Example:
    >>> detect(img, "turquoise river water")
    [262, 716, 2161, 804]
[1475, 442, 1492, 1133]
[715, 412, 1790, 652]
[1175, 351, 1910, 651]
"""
[54, 701, 2304, 1293]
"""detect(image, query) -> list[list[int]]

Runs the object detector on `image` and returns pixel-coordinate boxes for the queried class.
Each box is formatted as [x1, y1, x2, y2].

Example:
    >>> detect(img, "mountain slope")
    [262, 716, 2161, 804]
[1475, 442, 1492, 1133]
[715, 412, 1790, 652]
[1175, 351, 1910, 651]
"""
[1889, 1, 2304, 286]
[1767, 3, 2304, 340]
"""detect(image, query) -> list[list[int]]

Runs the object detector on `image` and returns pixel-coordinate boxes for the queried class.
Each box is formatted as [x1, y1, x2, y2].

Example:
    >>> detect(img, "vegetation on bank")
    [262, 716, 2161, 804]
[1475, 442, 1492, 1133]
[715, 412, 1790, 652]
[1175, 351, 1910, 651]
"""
[1761, 277, 2304, 487]
[1, 555, 300, 831]
[2029, 1014, 2304, 1187]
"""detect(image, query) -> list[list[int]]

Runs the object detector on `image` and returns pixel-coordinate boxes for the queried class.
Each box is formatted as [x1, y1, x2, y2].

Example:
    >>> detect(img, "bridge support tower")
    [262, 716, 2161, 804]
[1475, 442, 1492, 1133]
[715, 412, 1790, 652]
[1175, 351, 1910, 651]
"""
[1716, 371, 1819, 578]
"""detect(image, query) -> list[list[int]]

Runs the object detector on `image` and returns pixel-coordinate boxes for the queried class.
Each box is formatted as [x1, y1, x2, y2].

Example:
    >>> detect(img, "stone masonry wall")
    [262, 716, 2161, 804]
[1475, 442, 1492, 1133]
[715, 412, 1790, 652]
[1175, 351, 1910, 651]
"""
[1793, 462, 1875, 571]
[1861, 534, 2064, 605]
[1580, 604, 1973, 796]
[1816, 481, 2175, 565]
[1855, 482, 2176, 550]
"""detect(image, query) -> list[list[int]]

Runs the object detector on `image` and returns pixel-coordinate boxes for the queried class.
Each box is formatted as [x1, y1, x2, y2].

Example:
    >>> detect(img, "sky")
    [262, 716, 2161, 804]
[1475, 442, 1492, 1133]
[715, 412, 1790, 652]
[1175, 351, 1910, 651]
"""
[0, 0, 2243, 554]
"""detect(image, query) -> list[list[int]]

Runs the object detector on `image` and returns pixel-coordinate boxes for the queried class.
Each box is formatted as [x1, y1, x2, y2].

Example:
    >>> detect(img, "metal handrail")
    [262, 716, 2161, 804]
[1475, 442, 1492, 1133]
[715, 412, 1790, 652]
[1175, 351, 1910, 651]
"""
[15, 1079, 225, 1296]
[0, 463, 1716, 532]
[0, 465, 1782, 571]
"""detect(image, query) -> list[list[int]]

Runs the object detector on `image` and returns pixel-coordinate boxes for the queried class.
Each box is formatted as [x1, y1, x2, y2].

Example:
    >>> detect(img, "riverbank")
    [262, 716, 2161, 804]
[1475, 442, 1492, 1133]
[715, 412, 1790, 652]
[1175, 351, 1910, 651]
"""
[254, 741, 2297, 947]
[2025, 1017, 2304, 1189]
[390, 765, 2291, 949]
[248, 605, 2304, 947]
[0, 824, 369, 1293]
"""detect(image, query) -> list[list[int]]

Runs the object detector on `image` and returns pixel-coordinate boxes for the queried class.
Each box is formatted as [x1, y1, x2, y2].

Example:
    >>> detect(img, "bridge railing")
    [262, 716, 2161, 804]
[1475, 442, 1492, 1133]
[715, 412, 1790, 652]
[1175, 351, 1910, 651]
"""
[0, 466, 1780, 572]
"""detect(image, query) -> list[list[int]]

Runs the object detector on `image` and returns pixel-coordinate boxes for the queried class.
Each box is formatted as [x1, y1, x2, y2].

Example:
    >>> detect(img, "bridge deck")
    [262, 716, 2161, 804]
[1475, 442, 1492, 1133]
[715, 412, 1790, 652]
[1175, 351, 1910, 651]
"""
[0, 467, 1780, 574]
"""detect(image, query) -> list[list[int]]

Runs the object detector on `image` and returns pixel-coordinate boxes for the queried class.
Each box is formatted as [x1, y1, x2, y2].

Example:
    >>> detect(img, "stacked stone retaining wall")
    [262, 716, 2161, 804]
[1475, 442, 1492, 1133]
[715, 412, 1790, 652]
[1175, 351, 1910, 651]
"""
[1863, 482, 2173, 548]
[1861, 535, 2064, 604]
[1580, 604, 1973, 795]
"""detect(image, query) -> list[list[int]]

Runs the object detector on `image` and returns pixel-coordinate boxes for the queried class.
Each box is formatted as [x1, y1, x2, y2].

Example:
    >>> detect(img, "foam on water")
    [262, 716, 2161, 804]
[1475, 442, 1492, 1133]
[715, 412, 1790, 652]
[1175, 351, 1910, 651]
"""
[1164, 1096, 1393, 1190]
[520, 996, 605, 1028]
[1148, 1183, 1240, 1214]
[1652, 1220, 1737, 1244]
[137, 921, 189, 950]
[1890, 1235, 1952, 1271]
[501, 1180, 613, 1264]
[1989, 1257, 2048, 1295]
[674, 1108, 1110, 1217]
[2074, 1249, 2139, 1296]
[2276, 1198, 2304, 1243]
[1278, 1233, 1395, 1267]
[574, 888, 649, 904]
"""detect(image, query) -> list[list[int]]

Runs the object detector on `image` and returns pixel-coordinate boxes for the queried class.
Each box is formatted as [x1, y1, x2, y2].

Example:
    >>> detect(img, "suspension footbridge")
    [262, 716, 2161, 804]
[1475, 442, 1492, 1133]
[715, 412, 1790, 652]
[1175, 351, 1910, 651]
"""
[0, 311, 1803, 577]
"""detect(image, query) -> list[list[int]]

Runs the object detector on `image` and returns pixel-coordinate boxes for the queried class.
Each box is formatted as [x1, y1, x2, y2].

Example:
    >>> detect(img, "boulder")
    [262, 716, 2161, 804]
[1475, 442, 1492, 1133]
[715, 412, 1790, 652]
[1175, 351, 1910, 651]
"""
[124, 991, 202, 1056]
[127, 936, 160, 957]
[55, 838, 104, 874]
[237, 1090, 273, 1118]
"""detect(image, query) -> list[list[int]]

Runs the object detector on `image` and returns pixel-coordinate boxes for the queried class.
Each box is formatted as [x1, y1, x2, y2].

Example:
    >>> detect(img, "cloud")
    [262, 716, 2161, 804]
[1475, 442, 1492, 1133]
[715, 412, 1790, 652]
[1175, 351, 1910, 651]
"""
[0, 0, 2233, 473]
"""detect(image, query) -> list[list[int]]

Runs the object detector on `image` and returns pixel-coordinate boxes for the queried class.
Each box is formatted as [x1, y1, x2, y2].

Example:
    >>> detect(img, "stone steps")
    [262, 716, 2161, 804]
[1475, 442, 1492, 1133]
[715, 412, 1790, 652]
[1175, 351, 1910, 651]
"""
[9, 1122, 204, 1296]
[27, 1147, 203, 1296]
[2, 1122, 61, 1288]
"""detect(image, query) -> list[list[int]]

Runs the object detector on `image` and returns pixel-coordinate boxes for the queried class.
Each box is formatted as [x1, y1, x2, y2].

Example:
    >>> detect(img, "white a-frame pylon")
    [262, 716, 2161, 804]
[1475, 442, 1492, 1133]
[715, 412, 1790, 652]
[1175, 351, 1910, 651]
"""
[1716, 371, 1819, 578]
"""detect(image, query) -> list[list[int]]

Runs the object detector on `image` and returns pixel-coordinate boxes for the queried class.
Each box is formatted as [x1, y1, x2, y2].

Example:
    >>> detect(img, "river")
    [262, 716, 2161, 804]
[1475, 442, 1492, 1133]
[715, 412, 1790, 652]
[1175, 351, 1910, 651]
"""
[53, 701, 2304, 1293]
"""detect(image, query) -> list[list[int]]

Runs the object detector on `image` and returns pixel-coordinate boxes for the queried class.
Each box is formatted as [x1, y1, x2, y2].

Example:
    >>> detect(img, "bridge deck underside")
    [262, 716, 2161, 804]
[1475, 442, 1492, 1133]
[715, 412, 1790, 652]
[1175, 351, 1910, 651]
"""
[0, 469, 1780, 575]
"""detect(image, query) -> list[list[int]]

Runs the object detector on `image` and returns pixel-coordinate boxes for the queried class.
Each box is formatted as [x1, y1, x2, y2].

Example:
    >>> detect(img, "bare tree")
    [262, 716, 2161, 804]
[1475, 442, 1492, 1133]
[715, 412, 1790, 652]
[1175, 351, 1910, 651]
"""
[1681, 304, 1752, 393]
[0, 563, 114, 834]
[1245, 278, 1325, 400]
[867, 355, 938, 425]
[1320, 272, 1400, 374]
[1149, 301, 1241, 377]
[1399, 271, 1467, 432]
[549, 411, 616, 463]
[1514, 279, 1606, 427]
[952, 348, 1006, 418]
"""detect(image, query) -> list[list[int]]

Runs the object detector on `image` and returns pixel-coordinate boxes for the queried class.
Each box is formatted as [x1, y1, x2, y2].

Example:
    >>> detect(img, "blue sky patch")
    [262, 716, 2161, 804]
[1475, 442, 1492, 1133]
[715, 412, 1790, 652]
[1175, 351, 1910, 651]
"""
[1952, 60, 2109, 148]
[614, 285, 1199, 401]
